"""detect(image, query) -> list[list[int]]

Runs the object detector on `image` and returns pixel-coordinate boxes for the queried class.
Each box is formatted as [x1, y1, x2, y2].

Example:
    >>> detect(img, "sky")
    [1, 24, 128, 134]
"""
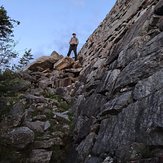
[1, 0, 116, 59]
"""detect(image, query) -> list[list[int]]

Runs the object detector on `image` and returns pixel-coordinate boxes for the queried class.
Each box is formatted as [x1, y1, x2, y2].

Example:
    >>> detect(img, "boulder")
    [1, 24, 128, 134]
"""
[8, 101, 25, 127]
[34, 138, 63, 148]
[3, 127, 34, 149]
[53, 57, 75, 70]
[27, 51, 62, 72]
[29, 149, 52, 163]
[25, 120, 51, 133]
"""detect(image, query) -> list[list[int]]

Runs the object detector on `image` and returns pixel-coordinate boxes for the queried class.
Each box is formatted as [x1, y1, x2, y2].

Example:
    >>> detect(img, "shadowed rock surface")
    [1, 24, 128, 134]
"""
[0, 56, 82, 163]
[0, 0, 163, 162]
[68, 0, 163, 162]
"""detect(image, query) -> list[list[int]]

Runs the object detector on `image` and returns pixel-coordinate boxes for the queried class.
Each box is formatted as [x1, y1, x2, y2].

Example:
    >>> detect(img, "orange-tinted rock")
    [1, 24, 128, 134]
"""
[26, 51, 62, 72]
[53, 57, 75, 70]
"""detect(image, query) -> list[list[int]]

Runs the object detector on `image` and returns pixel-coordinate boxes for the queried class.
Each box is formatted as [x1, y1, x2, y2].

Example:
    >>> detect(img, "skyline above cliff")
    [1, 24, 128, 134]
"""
[1, 0, 116, 59]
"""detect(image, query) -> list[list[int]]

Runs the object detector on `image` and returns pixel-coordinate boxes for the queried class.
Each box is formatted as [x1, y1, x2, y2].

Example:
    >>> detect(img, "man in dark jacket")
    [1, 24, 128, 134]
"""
[67, 33, 79, 61]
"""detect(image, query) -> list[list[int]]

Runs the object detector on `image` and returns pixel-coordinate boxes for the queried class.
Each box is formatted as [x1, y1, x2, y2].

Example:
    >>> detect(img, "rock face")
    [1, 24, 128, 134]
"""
[69, 0, 163, 162]
[2, 127, 34, 149]
[26, 51, 63, 72]
[0, 0, 163, 162]
[0, 55, 81, 162]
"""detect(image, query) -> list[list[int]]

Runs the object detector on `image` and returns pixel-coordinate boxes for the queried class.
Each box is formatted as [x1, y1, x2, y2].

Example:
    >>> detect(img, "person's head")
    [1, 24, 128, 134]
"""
[72, 33, 76, 37]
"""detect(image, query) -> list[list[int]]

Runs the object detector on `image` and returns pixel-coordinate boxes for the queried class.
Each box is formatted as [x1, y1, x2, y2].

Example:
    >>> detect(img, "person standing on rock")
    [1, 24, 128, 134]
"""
[67, 33, 79, 61]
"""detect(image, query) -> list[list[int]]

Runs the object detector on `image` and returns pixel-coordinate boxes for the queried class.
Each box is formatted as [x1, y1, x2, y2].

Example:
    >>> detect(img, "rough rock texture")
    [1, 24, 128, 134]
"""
[0, 56, 81, 162]
[29, 149, 53, 163]
[2, 127, 34, 149]
[69, 0, 163, 162]
[25, 54, 81, 88]
[1, 0, 163, 162]
[26, 51, 63, 72]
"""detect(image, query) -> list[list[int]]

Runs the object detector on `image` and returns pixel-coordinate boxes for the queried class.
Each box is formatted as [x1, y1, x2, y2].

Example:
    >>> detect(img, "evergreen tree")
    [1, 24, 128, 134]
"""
[14, 49, 33, 70]
[0, 6, 20, 71]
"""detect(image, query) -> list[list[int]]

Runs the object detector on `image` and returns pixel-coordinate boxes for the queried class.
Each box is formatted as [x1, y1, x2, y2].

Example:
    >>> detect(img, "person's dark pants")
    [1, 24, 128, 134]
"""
[67, 44, 78, 61]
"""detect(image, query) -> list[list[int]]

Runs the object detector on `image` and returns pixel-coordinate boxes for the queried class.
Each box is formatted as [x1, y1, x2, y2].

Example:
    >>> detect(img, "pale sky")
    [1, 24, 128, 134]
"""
[1, 0, 116, 59]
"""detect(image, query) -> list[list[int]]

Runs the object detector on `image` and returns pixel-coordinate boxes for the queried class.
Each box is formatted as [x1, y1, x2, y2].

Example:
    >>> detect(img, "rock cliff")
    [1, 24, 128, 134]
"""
[0, 53, 82, 163]
[70, 0, 163, 162]
[0, 0, 163, 162]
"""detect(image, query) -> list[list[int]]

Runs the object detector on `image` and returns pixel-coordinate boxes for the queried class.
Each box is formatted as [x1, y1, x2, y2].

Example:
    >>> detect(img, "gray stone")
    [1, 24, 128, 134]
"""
[100, 91, 132, 116]
[44, 121, 51, 131]
[1, 0, 163, 162]
[71, 1, 163, 162]
[28, 87, 44, 96]
[34, 138, 63, 149]
[74, 94, 107, 141]
[117, 34, 152, 68]
[97, 69, 120, 93]
[92, 58, 106, 69]
[92, 89, 163, 160]
[33, 115, 47, 121]
[39, 78, 52, 89]
[3, 127, 34, 149]
[29, 149, 52, 163]
[115, 52, 163, 90]
[23, 94, 47, 103]
[133, 69, 163, 100]
[102, 156, 114, 163]
[86, 69, 98, 83]
[76, 132, 96, 161]
[53, 112, 70, 122]
[127, 143, 146, 161]
[8, 101, 25, 127]
[25, 121, 46, 133]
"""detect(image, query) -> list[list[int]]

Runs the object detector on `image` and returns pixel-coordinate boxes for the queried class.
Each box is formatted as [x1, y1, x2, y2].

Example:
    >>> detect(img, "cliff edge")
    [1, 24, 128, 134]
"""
[70, 0, 163, 162]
